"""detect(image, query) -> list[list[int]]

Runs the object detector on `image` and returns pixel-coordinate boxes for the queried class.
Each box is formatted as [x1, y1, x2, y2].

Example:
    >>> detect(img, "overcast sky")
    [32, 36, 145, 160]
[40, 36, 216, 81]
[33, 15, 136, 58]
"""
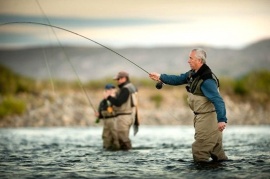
[0, 0, 270, 49]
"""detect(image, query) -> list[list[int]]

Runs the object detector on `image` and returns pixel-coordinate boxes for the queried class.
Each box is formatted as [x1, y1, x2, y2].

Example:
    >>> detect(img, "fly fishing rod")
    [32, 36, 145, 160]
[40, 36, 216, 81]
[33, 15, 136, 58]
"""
[0, 21, 165, 89]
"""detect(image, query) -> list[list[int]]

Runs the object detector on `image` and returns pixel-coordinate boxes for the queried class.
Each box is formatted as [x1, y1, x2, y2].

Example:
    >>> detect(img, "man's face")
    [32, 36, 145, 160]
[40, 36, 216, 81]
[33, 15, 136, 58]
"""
[188, 51, 202, 71]
[106, 88, 116, 94]
[116, 77, 126, 85]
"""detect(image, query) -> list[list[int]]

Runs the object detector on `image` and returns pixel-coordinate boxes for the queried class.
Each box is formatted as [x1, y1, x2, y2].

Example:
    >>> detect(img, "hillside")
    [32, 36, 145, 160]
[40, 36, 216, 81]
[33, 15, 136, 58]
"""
[0, 39, 270, 81]
[0, 62, 269, 127]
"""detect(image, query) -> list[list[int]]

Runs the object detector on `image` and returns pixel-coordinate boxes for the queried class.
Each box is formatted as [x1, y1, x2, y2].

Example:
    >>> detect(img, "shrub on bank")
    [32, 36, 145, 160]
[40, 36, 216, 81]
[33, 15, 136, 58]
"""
[0, 96, 26, 118]
[0, 64, 36, 95]
[150, 93, 163, 108]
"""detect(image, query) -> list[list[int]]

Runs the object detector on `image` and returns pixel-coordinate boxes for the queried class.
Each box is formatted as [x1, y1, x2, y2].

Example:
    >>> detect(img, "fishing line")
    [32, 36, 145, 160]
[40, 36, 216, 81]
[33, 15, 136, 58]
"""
[42, 49, 55, 94]
[36, 0, 55, 95]
[35, 0, 97, 112]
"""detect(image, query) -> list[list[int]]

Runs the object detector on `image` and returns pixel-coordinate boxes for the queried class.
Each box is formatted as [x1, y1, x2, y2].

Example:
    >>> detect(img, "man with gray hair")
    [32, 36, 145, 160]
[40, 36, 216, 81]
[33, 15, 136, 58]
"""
[149, 48, 228, 163]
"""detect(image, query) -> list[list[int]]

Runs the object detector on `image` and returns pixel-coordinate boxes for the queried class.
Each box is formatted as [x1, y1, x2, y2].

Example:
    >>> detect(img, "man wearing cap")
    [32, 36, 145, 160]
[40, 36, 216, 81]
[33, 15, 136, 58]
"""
[104, 71, 138, 150]
[95, 84, 120, 150]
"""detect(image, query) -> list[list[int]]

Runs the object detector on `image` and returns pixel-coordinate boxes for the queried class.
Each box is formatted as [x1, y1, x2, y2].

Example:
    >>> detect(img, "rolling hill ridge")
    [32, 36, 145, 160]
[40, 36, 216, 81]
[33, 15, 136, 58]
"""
[0, 39, 269, 81]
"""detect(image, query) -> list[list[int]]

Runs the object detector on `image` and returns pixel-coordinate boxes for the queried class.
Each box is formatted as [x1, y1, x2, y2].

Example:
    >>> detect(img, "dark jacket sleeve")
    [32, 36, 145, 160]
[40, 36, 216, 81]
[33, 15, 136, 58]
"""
[107, 88, 129, 107]
[98, 99, 106, 118]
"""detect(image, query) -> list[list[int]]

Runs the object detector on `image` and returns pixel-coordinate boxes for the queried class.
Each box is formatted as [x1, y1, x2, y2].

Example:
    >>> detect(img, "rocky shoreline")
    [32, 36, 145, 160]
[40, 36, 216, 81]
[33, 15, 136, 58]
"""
[1, 88, 269, 128]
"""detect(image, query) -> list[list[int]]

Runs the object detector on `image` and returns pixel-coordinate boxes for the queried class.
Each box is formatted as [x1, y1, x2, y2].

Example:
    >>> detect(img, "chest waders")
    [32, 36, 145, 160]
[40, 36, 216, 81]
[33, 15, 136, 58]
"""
[186, 64, 228, 162]
[114, 83, 137, 150]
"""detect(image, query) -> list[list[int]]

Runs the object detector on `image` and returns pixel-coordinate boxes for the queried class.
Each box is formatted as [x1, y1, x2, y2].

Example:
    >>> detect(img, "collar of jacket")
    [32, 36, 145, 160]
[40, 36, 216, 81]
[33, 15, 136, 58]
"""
[191, 64, 212, 79]
[118, 81, 130, 88]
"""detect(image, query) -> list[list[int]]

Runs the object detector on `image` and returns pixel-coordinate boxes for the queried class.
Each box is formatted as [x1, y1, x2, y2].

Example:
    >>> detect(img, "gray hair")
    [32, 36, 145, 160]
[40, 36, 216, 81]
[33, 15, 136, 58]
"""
[191, 48, 207, 64]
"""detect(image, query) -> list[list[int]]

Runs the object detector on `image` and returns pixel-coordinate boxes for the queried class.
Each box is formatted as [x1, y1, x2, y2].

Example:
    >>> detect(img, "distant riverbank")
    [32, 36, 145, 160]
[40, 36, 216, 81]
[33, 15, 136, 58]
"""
[1, 87, 269, 128]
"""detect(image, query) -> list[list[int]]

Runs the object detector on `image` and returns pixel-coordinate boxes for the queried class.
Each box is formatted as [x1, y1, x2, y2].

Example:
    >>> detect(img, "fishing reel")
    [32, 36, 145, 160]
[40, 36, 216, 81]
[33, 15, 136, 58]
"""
[155, 82, 164, 90]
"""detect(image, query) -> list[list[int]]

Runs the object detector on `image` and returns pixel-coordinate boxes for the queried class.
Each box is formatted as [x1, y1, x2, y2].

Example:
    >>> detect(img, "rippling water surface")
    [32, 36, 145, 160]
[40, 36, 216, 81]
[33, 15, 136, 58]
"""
[0, 125, 269, 179]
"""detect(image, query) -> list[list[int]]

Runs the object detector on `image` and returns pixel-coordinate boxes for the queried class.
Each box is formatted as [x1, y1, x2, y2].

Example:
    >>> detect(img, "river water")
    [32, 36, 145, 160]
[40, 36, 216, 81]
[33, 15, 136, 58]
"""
[0, 125, 269, 179]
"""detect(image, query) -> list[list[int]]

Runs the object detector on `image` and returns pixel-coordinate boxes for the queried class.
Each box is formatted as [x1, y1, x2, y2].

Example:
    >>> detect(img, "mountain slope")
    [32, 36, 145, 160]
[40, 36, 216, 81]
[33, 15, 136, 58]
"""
[0, 39, 269, 81]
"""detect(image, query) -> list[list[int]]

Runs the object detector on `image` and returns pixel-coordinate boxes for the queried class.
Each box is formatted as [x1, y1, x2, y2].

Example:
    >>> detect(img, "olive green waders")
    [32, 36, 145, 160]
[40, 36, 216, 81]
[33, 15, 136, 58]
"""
[102, 118, 120, 150]
[188, 93, 228, 162]
[115, 114, 133, 150]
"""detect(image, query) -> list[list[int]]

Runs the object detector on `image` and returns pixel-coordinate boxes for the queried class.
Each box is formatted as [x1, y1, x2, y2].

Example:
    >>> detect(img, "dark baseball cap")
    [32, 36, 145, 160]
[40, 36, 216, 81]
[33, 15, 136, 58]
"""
[105, 84, 115, 89]
[113, 71, 129, 80]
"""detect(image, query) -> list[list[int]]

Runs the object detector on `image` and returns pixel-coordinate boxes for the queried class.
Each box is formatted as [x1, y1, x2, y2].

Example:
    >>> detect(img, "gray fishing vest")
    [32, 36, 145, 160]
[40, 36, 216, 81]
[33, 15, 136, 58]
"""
[114, 83, 137, 115]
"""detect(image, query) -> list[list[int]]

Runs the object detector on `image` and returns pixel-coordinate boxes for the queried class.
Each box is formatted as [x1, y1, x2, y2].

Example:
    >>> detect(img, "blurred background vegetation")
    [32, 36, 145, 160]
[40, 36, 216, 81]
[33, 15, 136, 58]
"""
[0, 64, 270, 118]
